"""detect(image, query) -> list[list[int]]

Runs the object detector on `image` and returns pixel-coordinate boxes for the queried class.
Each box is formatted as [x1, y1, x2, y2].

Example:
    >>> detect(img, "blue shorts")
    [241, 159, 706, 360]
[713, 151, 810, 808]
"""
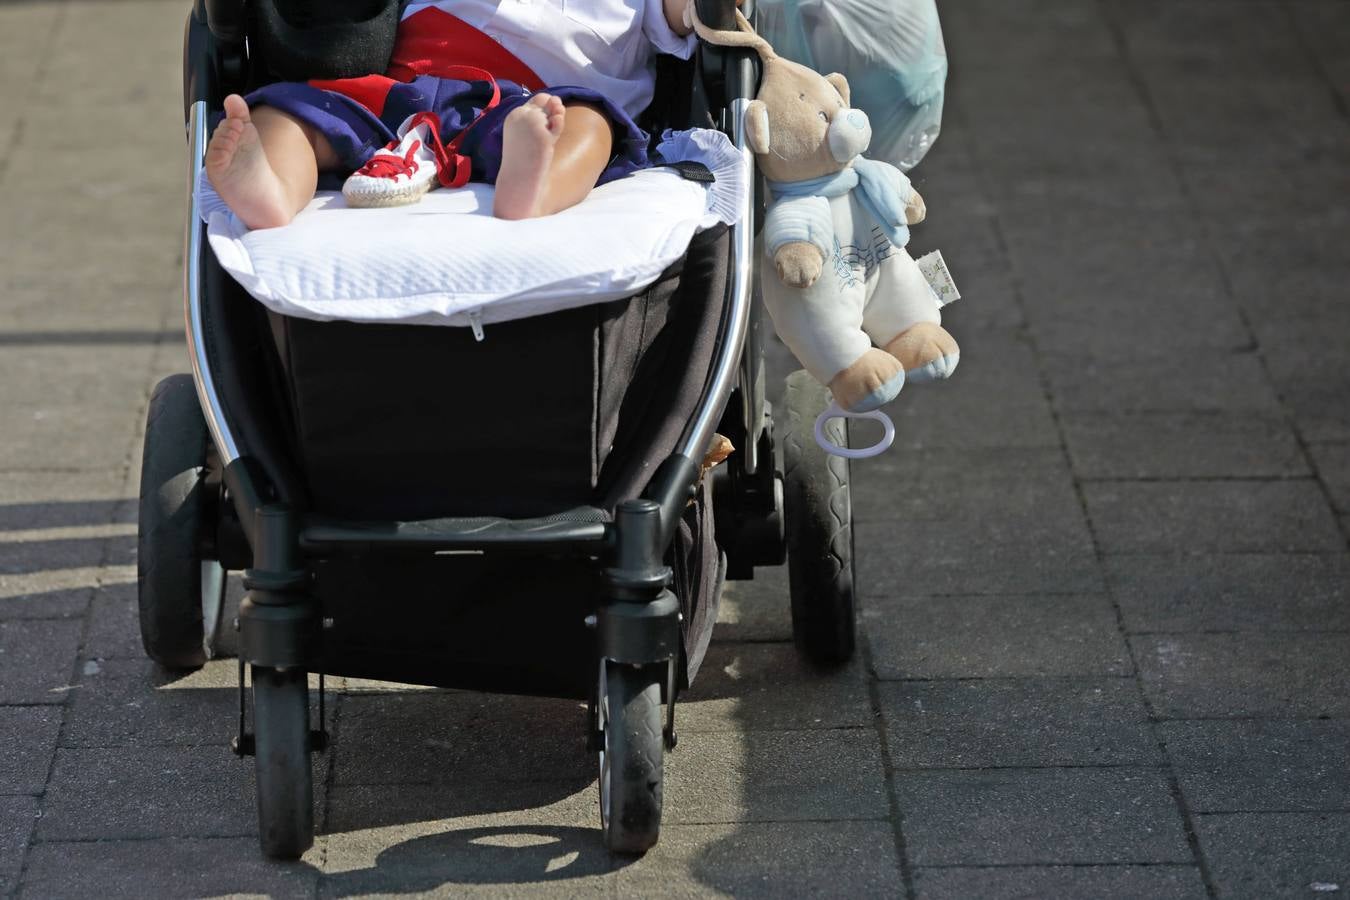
[243, 75, 651, 191]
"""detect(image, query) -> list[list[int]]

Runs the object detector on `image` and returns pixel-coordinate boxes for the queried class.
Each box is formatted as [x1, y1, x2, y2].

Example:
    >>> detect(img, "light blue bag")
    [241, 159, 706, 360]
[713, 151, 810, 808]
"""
[755, 0, 947, 170]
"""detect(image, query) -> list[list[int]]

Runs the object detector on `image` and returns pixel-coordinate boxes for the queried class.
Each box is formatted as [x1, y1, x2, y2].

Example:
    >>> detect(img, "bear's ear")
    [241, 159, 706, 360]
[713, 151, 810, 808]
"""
[824, 72, 850, 106]
[745, 99, 771, 155]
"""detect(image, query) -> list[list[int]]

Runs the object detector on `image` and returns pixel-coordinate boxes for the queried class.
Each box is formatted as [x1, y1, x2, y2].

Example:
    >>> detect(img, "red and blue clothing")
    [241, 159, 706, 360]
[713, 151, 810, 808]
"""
[244, 8, 651, 189]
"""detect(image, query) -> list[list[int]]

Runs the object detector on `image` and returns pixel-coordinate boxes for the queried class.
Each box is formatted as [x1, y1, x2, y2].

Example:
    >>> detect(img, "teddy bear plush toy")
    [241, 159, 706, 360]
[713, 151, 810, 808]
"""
[688, 8, 959, 414]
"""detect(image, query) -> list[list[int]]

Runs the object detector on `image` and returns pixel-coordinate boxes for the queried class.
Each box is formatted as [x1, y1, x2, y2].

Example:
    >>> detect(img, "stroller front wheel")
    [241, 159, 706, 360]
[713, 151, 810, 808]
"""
[597, 661, 664, 854]
[252, 666, 314, 860]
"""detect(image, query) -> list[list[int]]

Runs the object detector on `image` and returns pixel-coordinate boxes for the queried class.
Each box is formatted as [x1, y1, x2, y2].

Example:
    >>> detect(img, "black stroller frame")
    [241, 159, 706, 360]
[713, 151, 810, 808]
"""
[143, 0, 858, 859]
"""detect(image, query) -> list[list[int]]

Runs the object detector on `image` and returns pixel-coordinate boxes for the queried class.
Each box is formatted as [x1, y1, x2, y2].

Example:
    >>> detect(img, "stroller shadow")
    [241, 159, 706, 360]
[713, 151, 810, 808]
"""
[321, 825, 626, 896]
[314, 687, 616, 889]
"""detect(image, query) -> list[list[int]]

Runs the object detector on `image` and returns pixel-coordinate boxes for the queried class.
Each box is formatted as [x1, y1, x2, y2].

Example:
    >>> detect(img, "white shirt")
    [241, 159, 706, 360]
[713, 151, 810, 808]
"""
[402, 0, 697, 117]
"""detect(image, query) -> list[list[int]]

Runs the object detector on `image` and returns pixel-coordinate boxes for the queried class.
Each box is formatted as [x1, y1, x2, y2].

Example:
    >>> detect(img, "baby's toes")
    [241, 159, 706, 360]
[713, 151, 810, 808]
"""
[546, 107, 566, 137]
[222, 93, 251, 123]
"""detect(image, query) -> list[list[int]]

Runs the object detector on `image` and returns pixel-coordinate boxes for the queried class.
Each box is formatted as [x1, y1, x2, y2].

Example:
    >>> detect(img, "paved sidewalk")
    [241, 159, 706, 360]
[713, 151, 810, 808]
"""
[2, 0, 1348, 897]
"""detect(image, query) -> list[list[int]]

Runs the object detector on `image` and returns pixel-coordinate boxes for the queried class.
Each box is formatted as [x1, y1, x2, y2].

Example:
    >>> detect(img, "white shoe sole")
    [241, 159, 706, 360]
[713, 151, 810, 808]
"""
[342, 177, 437, 209]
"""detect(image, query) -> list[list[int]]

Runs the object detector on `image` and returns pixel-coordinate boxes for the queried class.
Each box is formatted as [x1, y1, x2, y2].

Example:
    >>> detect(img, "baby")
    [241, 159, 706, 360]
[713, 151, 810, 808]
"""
[207, 0, 697, 227]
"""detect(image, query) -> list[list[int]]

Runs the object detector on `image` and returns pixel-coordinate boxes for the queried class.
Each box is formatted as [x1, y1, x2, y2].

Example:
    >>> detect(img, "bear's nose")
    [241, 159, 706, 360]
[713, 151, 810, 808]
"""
[827, 107, 873, 162]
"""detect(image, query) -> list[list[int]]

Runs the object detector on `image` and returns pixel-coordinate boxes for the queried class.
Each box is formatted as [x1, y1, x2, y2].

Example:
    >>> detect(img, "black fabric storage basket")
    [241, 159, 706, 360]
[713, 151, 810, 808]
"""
[270, 225, 730, 521]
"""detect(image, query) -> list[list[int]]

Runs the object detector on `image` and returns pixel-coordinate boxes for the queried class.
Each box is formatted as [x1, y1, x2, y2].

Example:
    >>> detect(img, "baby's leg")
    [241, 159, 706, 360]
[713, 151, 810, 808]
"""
[206, 94, 341, 229]
[493, 95, 615, 220]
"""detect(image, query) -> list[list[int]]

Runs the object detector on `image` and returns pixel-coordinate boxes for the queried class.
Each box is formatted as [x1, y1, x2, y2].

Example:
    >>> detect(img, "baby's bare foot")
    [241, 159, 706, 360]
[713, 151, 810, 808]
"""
[493, 94, 566, 220]
[205, 94, 294, 229]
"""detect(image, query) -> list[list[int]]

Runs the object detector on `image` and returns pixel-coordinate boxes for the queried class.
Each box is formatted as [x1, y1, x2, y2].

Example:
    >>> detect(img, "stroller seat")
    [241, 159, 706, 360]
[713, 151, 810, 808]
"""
[197, 130, 746, 329]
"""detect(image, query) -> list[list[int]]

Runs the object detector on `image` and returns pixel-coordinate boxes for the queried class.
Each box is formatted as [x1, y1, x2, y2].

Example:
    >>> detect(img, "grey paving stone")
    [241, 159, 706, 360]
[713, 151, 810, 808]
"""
[1106, 553, 1350, 633]
[322, 781, 598, 836]
[36, 746, 257, 841]
[1028, 288, 1254, 363]
[1083, 480, 1345, 555]
[943, 0, 1119, 69]
[679, 642, 871, 732]
[0, 473, 132, 612]
[61, 657, 239, 748]
[0, 281, 172, 335]
[913, 864, 1206, 900]
[0, 706, 61, 795]
[617, 821, 902, 899]
[20, 836, 319, 899]
[0, 797, 38, 897]
[1162, 719, 1350, 814]
[0, 346, 153, 471]
[1112, 0, 1308, 74]
[1195, 812, 1350, 900]
[81, 581, 147, 660]
[895, 767, 1191, 867]
[664, 729, 889, 824]
[0, 472, 131, 530]
[0, 530, 130, 577]
[713, 565, 792, 643]
[1251, 316, 1350, 444]
[1310, 442, 1350, 514]
[1041, 350, 1284, 415]
[1135, 633, 1350, 719]
[1063, 411, 1308, 480]
[853, 449, 1102, 596]
[1184, 160, 1350, 229]
[333, 692, 593, 786]
[864, 595, 1130, 680]
[0, 586, 88, 622]
[0, 618, 82, 705]
[1007, 226, 1222, 318]
[881, 678, 1157, 769]
[884, 329, 1060, 452]
[1289, 2, 1350, 109]
[1217, 230, 1350, 325]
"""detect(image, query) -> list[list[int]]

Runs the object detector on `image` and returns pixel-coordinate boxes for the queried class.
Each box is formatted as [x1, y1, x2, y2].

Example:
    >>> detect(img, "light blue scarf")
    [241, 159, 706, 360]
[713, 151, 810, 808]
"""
[767, 158, 912, 249]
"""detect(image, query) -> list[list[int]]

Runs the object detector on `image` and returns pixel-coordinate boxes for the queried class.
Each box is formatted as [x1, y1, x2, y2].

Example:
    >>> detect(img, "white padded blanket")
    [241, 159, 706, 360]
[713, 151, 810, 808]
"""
[198, 130, 745, 329]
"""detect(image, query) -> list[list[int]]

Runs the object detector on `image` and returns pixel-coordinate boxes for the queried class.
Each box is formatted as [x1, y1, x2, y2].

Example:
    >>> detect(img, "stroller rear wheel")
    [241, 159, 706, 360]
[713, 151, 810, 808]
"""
[597, 661, 664, 854]
[782, 370, 857, 665]
[137, 374, 227, 670]
[252, 665, 314, 860]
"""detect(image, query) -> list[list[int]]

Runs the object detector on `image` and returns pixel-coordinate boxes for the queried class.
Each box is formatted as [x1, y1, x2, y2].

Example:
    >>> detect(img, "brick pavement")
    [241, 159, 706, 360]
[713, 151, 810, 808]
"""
[1, 0, 1347, 897]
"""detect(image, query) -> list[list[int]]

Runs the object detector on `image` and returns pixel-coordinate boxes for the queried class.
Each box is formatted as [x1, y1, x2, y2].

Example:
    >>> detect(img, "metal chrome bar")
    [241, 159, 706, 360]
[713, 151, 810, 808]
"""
[738, 299, 760, 475]
[184, 100, 241, 463]
[678, 96, 756, 462]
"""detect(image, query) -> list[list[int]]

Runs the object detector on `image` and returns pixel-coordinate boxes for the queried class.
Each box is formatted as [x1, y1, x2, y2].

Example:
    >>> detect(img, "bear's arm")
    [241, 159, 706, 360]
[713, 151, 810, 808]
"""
[764, 195, 834, 262]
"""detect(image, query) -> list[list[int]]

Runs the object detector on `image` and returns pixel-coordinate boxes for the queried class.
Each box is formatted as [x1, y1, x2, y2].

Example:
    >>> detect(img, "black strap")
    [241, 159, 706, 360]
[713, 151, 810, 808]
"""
[663, 161, 716, 184]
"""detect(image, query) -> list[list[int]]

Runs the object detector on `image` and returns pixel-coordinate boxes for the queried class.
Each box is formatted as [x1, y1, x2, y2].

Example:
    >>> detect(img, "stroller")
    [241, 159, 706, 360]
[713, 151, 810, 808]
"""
[140, 0, 859, 858]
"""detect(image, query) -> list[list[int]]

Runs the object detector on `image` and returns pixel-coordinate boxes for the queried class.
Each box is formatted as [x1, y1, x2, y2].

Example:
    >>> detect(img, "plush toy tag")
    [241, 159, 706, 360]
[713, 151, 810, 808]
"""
[916, 250, 959, 308]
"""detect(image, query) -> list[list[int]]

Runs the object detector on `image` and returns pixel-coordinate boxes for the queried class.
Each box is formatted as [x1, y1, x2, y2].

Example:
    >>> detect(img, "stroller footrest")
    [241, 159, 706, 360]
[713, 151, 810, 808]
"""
[301, 507, 612, 555]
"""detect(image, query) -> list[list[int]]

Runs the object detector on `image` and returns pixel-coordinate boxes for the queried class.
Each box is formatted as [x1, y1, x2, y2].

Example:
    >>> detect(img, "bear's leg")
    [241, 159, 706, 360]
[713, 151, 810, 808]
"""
[761, 272, 904, 412]
[865, 248, 961, 383]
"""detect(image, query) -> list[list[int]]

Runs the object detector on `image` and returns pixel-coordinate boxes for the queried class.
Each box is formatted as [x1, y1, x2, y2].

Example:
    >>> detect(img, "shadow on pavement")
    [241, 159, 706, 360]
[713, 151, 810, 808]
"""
[320, 825, 627, 895]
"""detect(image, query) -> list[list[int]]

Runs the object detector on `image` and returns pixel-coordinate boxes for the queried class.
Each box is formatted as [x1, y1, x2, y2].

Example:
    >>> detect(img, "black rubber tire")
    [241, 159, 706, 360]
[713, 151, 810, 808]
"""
[598, 663, 664, 855]
[137, 374, 219, 670]
[782, 370, 857, 665]
[252, 666, 314, 861]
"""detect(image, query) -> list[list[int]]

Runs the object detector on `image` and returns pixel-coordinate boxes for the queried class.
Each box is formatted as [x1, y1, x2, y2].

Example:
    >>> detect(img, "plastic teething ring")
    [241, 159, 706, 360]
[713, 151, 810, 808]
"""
[814, 400, 896, 459]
